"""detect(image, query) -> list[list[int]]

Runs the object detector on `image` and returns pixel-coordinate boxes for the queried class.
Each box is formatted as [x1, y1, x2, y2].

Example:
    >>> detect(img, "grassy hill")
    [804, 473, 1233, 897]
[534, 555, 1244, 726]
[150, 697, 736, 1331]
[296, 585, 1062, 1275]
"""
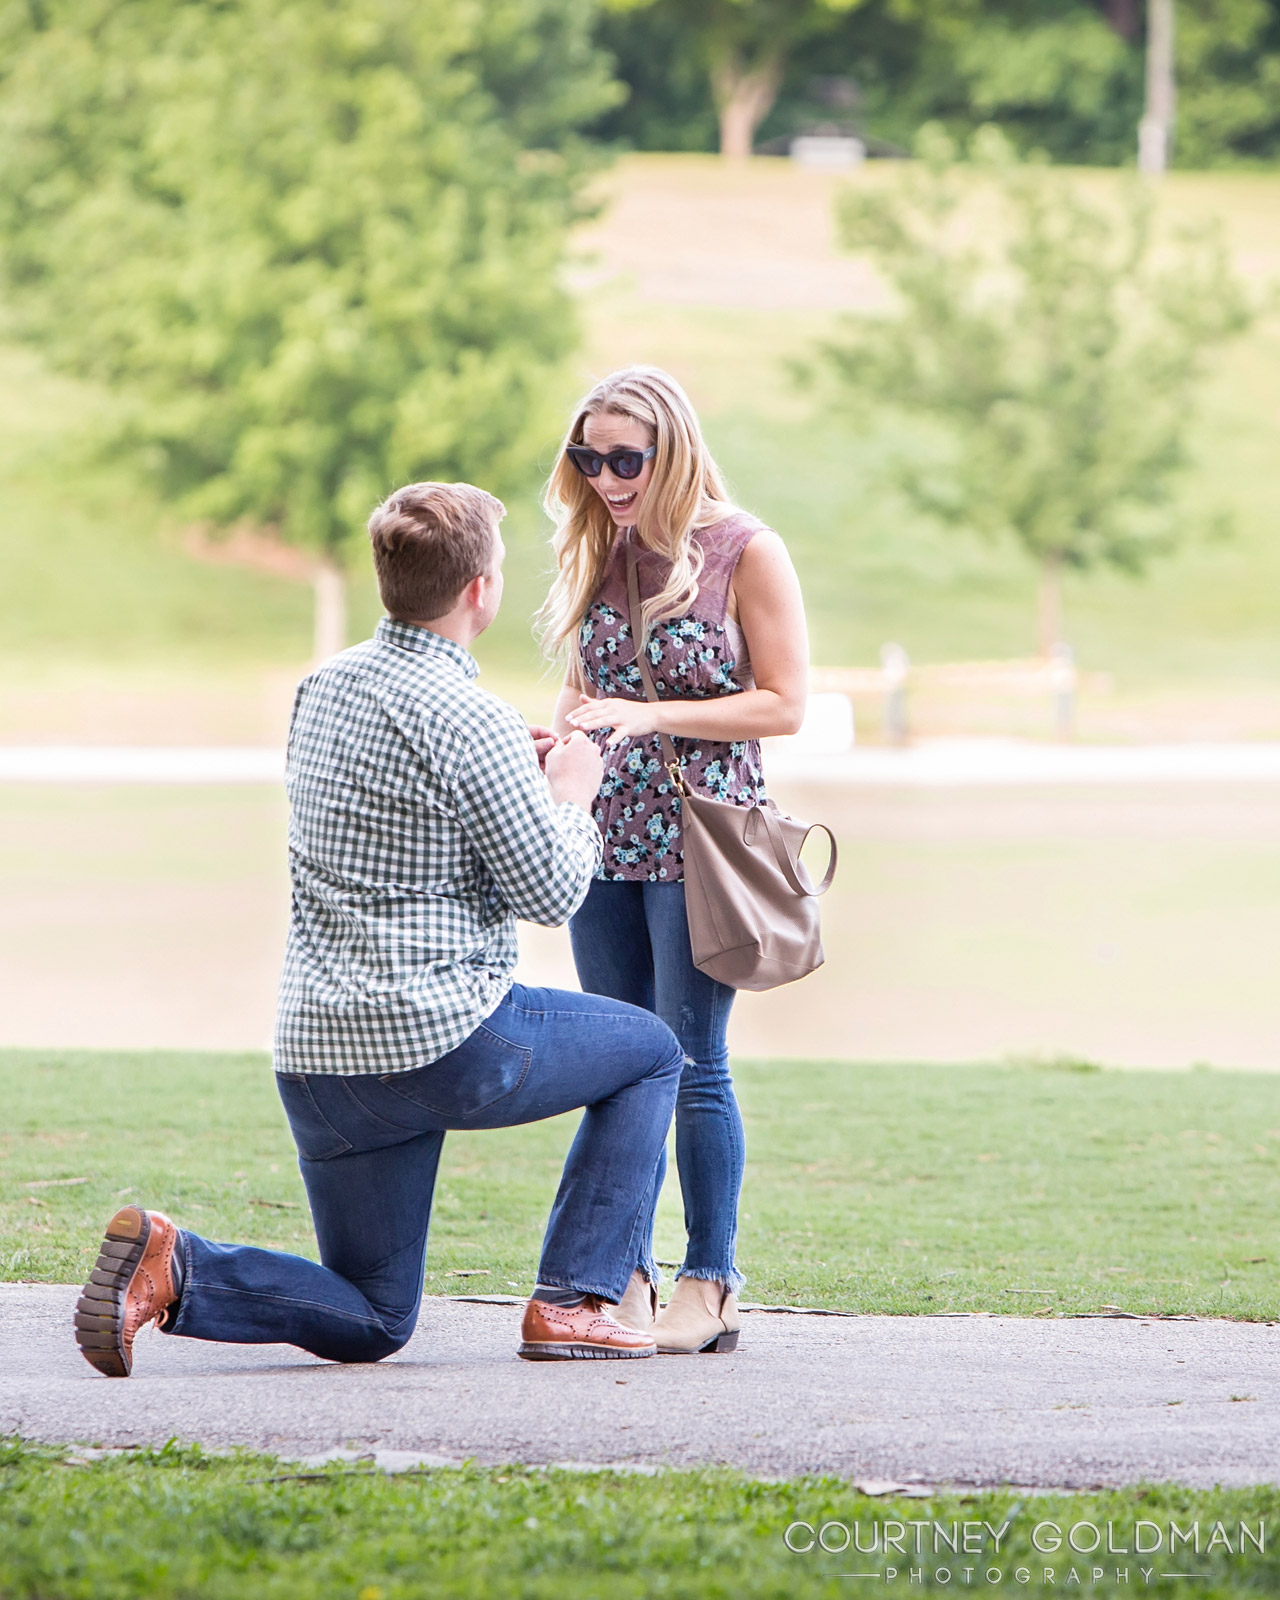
[2, 157, 1277, 736]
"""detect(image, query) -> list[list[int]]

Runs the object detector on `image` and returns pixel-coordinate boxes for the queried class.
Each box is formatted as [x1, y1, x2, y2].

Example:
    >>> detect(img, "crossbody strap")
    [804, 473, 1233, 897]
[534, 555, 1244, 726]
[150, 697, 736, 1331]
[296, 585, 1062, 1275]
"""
[625, 538, 684, 782]
[626, 537, 837, 899]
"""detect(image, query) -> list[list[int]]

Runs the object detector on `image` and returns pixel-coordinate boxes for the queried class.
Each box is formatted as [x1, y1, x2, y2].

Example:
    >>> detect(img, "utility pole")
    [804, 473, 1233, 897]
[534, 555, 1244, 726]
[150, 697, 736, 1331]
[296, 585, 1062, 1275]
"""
[1138, 0, 1176, 174]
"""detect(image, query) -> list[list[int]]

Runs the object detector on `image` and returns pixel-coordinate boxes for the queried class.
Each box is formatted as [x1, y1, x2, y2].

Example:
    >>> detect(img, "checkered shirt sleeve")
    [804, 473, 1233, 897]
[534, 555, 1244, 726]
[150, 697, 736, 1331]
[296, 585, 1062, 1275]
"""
[455, 699, 602, 927]
[273, 620, 601, 1076]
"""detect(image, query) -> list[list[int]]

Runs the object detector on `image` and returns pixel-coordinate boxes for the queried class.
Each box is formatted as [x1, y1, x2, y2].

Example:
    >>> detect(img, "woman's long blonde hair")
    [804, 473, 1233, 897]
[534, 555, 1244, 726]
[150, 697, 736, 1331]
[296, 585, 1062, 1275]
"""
[538, 366, 736, 663]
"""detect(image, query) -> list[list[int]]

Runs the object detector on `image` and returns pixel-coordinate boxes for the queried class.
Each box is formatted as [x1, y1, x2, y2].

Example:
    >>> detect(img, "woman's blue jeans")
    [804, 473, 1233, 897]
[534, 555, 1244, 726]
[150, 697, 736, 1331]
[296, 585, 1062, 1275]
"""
[569, 878, 744, 1291]
[163, 984, 683, 1363]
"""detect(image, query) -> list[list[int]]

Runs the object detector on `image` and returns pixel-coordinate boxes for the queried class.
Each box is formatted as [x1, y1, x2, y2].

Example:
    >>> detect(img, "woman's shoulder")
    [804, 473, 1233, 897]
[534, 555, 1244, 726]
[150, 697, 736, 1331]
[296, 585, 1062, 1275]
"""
[695, 507, 776, 561]
[694, 512, 784, 582]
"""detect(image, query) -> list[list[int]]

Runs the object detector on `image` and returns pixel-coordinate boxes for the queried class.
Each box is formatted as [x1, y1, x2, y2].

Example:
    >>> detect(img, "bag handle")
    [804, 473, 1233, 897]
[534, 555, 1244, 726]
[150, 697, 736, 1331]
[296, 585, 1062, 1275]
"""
[753, 805, 838, 898]
[628, 539, 838, 899]
[625, 538, 685, 786]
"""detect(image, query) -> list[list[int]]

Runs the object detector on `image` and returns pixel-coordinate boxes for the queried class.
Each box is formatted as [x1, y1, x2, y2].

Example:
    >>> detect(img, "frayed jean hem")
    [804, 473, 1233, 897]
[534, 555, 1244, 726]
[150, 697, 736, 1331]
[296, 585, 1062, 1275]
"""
[676, 1264, 745, 1293]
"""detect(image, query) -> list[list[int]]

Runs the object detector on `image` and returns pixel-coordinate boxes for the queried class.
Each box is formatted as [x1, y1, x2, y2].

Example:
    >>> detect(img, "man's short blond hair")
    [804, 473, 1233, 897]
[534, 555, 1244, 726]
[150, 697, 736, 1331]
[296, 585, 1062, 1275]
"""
[368, 481, 505, 622]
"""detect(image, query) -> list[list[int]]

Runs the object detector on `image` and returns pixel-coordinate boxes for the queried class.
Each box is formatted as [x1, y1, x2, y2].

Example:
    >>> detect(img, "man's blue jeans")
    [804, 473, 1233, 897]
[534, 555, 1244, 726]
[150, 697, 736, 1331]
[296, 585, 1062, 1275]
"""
[164, 984, 683, 1363]
[569, 878, 744, 1291]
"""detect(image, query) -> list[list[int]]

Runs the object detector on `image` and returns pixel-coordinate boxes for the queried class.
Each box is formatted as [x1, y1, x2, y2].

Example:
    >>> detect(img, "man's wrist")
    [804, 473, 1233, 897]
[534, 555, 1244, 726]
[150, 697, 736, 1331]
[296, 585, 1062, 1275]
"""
[549, 784, 592, 811]
[554, 791, 596, 818]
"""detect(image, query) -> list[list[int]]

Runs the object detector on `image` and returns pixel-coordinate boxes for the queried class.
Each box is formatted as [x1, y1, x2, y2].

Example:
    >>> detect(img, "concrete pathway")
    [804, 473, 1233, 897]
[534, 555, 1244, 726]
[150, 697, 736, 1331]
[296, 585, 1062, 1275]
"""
[5, 741, 1280, 786]
[4, 1286, 1278, 1489]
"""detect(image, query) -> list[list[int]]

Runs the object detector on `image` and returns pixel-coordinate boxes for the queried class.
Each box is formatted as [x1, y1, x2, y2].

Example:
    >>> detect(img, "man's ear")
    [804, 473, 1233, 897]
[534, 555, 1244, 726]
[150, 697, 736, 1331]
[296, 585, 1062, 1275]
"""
[463, 572, 488, 610]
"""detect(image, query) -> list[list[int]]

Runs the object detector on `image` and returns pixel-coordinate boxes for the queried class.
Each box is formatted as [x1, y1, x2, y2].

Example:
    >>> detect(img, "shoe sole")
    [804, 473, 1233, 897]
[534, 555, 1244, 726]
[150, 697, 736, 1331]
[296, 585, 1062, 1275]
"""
[73, 1206, 152, 1378]
[517, 1341, 656, 1361]
[656, 1328, 741, 1355]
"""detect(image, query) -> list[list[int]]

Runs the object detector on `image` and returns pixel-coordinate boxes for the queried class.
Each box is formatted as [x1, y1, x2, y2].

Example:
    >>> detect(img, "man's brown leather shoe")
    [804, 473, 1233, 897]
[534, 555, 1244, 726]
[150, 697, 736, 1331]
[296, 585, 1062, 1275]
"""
[517, 1296, 657, 1361]
[74, 1206, 183, 1378]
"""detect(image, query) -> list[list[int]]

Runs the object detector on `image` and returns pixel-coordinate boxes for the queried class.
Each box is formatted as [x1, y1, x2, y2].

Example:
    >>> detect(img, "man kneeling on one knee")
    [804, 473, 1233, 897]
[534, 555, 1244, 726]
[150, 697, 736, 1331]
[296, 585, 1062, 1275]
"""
[74, 481, 683, 1372]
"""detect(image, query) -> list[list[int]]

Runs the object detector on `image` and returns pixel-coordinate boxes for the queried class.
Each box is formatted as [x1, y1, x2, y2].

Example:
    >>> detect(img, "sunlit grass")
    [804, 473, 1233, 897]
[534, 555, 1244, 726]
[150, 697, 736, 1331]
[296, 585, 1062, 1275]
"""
[5, 1050, 1280, 1319]
[2, 1440, 1277, 1600]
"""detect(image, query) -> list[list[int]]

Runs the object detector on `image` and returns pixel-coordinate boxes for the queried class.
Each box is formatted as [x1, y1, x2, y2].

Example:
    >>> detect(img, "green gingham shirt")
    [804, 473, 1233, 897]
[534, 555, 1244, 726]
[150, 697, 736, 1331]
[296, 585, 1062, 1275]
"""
[274, 618, 601, 1075]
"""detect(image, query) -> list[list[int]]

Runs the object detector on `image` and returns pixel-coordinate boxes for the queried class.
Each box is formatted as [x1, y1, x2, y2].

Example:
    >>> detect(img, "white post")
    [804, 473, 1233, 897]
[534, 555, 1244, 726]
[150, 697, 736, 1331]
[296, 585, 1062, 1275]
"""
[1049, 641, 1077, 742]
[880, 642, 910, 746]
[1138, 0, 1176, 175]
[312, 557, 347, 665]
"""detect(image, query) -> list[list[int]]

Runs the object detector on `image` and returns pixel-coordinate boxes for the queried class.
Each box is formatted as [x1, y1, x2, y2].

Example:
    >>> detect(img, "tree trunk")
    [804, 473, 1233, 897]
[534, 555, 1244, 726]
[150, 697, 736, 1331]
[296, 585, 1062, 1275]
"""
[312, 557, 347, 665]
[1100, 0, 1141, 39]
[711, 48, 784, 160]
[1138, 0, 1176, 175]
[1038, 553, 1064, 656]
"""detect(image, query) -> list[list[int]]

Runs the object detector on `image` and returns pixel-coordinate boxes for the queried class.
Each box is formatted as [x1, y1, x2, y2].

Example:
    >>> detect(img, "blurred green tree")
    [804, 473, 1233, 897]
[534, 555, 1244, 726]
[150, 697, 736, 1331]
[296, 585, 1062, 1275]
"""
[820, 127, 1253, 653]
[0, 0, 619, 655]
[1174, 0, 1280, 166]
[901, 0, 1280, 168]
[596, 0, 1280, 169]
[603, 0, 870, 158]
[894, 0, 1143, 165]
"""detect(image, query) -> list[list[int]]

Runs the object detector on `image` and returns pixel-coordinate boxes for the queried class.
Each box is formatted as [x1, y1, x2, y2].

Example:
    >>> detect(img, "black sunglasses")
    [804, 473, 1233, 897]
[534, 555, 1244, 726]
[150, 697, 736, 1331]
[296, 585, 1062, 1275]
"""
[565, 444, 656, 481]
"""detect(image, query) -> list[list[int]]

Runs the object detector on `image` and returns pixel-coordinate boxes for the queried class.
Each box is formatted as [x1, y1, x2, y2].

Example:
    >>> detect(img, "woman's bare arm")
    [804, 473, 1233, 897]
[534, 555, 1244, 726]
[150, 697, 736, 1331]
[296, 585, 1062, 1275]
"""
[551, 668, 587, 738]
[566, 530, 809, 746]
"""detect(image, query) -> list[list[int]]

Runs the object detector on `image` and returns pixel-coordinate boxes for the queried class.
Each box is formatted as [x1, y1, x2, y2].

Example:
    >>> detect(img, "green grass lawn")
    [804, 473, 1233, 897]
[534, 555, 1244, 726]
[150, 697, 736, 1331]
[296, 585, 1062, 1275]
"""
[5, 1051, 1278, 1319]
[2, 1440, 1276, 1599]
[1, 159, 1278, 724]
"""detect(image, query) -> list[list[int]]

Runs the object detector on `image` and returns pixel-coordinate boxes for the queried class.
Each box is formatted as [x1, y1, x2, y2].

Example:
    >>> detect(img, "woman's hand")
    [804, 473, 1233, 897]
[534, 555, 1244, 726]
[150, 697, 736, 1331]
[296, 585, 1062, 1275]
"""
[564, 693, 659, 747]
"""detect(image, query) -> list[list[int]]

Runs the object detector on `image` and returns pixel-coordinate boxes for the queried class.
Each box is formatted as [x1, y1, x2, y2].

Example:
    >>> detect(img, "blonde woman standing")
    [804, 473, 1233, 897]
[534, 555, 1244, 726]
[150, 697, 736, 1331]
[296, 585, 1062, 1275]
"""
[541, 367, 810, 1354]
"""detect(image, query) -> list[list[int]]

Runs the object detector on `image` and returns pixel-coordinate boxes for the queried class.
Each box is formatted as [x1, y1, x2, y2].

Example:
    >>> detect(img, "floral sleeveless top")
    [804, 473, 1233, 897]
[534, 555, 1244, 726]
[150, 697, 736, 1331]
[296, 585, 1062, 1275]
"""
[577, 513, 769, 882]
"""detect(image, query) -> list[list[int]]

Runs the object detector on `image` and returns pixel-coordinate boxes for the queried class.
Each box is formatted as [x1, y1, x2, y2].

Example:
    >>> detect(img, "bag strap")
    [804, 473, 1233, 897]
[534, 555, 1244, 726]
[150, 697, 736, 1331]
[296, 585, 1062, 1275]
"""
[757, 806, 839, 898]
[628, 537, 838, 897]
[625, 538, 684, 784]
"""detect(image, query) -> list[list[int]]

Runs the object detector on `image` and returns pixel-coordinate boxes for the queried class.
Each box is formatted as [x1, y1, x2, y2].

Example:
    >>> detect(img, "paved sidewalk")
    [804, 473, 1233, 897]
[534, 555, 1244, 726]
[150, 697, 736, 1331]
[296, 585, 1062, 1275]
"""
[4, 1286, 1277, 1489]
[5, 741, 1280, 786]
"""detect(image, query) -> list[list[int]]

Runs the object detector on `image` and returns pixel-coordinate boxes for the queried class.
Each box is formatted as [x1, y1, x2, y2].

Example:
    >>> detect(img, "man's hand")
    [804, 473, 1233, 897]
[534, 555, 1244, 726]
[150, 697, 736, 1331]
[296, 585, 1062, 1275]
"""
[564, 693, 658, 748]
[544, 730, 604, 811]
[527, 723, 557, 772]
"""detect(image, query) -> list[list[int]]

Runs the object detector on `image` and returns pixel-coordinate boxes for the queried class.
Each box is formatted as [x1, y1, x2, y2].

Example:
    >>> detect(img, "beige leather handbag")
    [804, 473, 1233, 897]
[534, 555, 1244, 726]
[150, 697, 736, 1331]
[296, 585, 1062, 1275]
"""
[625, 544, 837, 992]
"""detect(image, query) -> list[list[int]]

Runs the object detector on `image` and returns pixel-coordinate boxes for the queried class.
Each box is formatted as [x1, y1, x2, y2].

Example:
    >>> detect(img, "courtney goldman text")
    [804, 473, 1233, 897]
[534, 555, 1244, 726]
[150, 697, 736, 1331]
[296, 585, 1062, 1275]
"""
[783, 1518, 1265, 1557]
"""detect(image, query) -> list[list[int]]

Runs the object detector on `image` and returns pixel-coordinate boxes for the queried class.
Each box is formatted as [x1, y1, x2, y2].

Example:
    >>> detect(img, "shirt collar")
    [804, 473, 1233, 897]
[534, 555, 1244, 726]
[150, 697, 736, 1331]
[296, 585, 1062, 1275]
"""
[376, 617, 479, 680]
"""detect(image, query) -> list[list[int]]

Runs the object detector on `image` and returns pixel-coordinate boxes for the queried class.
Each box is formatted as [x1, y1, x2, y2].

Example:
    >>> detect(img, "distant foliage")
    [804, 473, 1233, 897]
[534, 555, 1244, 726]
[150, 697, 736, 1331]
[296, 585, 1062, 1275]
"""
[0, 0, 620, 558]
[595, 4, 723, 153]
[902, 3, 1143, 165]
[601, 0, 869, 159]
[596, 0, 1280, 168]
[1174, 0, 1280, 166]
[907, 0, 1280, 168]
[821, 126, 1254, 647]
[598, 0, 910, 155]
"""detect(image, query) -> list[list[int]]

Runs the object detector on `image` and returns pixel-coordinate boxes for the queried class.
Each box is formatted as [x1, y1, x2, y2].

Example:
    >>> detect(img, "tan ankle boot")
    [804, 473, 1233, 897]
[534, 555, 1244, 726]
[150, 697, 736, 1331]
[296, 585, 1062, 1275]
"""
[652, 1275, 740, 1354]
[612, 1269, 658, 1333]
